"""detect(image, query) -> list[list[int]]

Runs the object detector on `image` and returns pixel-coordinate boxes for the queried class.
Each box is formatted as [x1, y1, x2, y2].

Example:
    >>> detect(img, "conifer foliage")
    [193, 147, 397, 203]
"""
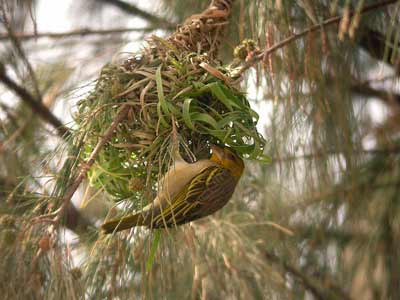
[0, 0, 400, 299]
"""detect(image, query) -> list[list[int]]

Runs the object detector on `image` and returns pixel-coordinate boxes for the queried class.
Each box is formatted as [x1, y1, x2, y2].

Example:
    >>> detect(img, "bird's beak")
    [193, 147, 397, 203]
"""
[211, 144, 224, 160]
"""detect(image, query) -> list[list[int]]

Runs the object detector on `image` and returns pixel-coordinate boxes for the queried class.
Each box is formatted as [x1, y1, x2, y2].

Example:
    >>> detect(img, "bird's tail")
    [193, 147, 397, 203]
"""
[101, 212, 146, 234]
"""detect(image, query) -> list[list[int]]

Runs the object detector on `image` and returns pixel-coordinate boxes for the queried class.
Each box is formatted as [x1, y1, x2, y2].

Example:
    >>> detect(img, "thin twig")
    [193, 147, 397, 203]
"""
[359, 27, 400, 69]
[271, 147, 400, 164]
[264, 251, 325, 300]
[264, 250, 352, 300]
[56, 104, 131, 221]
[292, 225, 370, 243]
[0, 115, 31, 153]
[236, 0, 398, 77]
[0, 5, 42, 99]
[351, 81, 400, 105]
[0, 63, 70, 138]
[294, 181, 400, 210]
[96, 0, 175, 28]
[0, 27, 167, 41]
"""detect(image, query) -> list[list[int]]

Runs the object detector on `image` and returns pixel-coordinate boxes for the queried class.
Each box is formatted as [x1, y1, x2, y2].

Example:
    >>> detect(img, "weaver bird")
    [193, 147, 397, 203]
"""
[101, 144, 244, 233]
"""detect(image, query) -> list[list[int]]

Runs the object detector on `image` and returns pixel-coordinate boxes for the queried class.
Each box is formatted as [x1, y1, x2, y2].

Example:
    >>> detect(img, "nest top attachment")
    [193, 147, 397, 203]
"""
[167, 0, 235, 59]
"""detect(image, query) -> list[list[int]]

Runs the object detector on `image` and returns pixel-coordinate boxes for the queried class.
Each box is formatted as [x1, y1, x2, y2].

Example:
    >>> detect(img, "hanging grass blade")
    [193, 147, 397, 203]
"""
[208, 82, 242, 110]
[190, 112, 220, 129]
[146, 230, 161, 272]
[183, 98, 195, 130]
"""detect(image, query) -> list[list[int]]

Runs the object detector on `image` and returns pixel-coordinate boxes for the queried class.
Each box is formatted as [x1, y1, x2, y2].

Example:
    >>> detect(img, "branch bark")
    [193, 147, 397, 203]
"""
[351, 81, 400, 106]
[0, 27, 165, 41]
[96, 0, 175, 28]
[264, 250, 352, 300]
[1, 5, 42, 99]
[0, 63, 70, 138]
[271, 147, 400, 164]
[358, 28, 400, 70]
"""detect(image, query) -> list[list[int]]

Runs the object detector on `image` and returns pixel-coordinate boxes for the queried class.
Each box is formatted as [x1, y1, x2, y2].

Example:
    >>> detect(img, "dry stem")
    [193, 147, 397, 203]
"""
[236, 0, 398, 78]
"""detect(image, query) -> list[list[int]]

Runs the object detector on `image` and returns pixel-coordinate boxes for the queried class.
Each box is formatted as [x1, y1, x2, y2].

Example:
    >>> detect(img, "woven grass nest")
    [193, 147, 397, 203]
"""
[74, 1, 266, 204]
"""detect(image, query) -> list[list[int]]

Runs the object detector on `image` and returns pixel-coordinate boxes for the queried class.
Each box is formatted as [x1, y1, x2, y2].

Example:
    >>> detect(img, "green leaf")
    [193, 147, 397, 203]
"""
[255, 154, 272, 163]
[157, 101, 169, 128]
[191, 112, 219, 129]
[146, 230, 161, 272]
[215, 83, 247, 109]
[207, 83, 236, 111]
[183, 98, 195, 130]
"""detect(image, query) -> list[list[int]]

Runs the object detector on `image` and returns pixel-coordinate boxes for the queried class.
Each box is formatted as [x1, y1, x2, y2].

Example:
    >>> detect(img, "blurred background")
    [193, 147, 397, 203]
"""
[1, 0, 400, 299]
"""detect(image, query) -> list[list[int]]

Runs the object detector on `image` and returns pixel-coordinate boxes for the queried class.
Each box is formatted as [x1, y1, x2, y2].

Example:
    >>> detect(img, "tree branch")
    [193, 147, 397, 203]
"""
[0, 27, 164, 41]
[358, 28, 400, 68]
[0, 63, 70, 138]
[351, 81, 400, 106]
[236, 0, 398, 78]
[271, 147, 400, 164]
[292, 225, 370, 244]
[96, 0, 175, 28]
[1, 5, 42, 99]
[264, 250, 352, 300]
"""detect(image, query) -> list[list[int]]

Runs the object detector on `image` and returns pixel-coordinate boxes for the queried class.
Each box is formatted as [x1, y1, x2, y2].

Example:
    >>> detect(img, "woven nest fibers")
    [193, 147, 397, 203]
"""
[74, 41, 266, 203]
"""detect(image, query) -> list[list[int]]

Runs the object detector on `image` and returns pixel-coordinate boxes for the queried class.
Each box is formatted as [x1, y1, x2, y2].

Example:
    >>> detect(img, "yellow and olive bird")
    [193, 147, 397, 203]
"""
[101, 145, 244, 233]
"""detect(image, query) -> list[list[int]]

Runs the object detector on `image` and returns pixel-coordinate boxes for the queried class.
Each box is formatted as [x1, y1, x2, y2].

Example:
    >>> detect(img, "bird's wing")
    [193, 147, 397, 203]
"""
[151, 166, 237, 227]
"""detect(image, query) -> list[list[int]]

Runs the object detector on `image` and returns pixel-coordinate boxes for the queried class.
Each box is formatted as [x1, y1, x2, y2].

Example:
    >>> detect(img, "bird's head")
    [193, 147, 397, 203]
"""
[210, 144, 245, 178]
